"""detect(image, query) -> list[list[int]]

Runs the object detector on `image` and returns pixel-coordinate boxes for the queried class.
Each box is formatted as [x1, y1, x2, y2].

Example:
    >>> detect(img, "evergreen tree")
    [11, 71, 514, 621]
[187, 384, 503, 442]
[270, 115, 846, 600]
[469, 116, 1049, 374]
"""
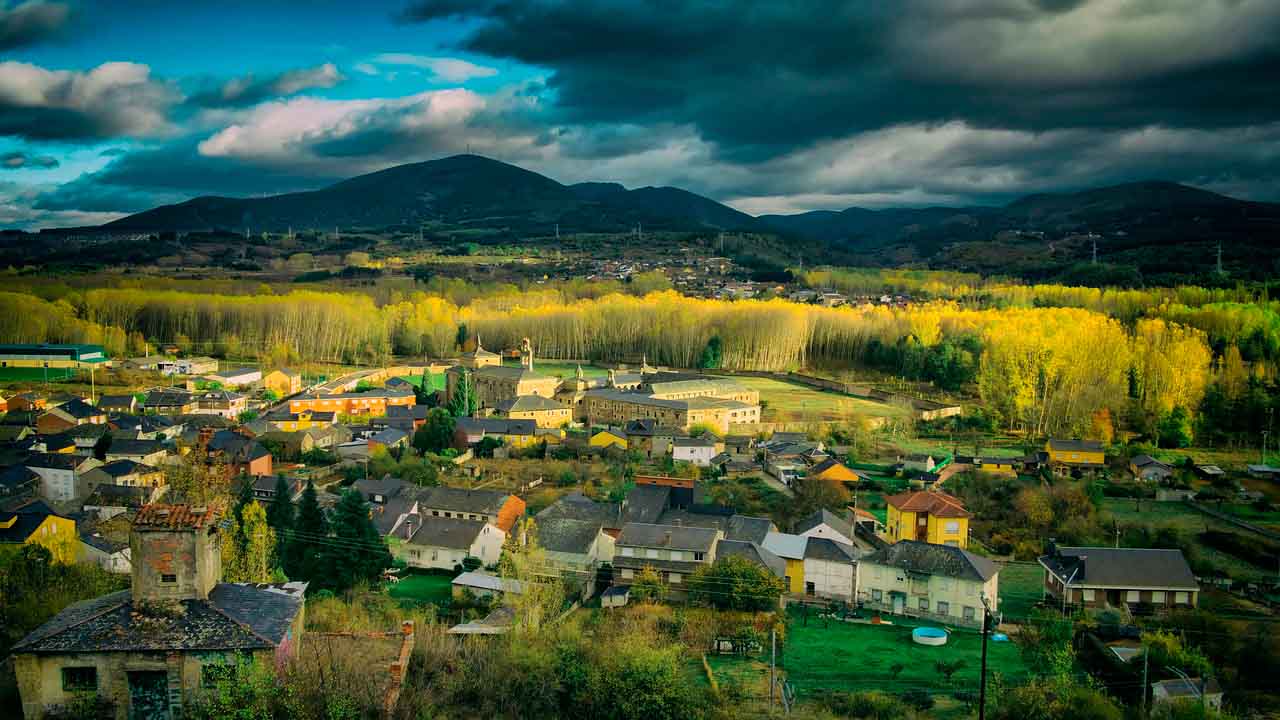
[265, 475, 295, 568]
[221, 501, 276, 583]
[313, 489, 391, 592]
[447, 370, 476, 417]
[413, 407, 456, 455]
[698, 335, 723, 369]
[284, 480, 328, 580]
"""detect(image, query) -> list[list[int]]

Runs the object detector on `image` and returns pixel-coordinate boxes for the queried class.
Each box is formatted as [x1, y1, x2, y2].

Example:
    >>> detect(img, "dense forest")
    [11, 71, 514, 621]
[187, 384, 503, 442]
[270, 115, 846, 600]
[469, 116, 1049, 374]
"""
[2, 269, 1277, 444]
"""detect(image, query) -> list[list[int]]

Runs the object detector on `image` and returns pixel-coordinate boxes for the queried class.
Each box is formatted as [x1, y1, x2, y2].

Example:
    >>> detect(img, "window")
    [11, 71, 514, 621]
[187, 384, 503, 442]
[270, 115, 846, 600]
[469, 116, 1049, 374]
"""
[945, 521, 960, 534]
[937, 601, 950, 615]
[1175, 592, 1189, 604]
[646, 548, 659, 559]
[872, 589, 883, 602]
[1126, 590, 1141, 603]
[669, 550, 683, 561]
[693, 552, 705, 561]
[1082, 588, 1095, 601]
[919, 598, 929, 612]
[669, 573, 682, 584]
[161, 574, 177, 583]
[620, 547, 634, 557]
[620, 568, 634, 580]
[202, 663, 237, 687]
[1151, 591, 1166, 603]
[963, 606, 976, 621]
[62, 667, 97, 692]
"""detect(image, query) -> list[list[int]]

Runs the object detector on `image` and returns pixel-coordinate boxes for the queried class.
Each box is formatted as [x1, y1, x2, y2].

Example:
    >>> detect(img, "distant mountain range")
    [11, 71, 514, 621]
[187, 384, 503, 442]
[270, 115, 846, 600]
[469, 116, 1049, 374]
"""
[94, 154, 1280, 280]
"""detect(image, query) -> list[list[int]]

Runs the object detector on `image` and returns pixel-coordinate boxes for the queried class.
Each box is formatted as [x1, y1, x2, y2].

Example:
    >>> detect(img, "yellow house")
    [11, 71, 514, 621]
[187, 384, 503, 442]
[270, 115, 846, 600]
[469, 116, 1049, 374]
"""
[589, 430, 628, 451]
[762, 532, 807, 594]
[0, 500, 77, 564]
[269, 409, 335, 432]
[808, 458, 864, 484]
[884, 490, 971, 548]
[263, 368, 303, 397]
[495, 395, 573, 429]
[964, 455, 1019, 477]
[1045, 439, 1106, 474]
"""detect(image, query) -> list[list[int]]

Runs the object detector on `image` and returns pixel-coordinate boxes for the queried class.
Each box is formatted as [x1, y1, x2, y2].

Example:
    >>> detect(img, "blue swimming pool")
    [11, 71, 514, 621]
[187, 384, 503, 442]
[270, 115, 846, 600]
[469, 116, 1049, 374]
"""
[912, 627, 949, 646]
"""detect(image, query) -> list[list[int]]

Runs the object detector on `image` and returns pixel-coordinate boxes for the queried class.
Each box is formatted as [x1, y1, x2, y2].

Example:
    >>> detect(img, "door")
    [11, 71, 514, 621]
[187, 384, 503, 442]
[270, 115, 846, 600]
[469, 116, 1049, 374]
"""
[805, 581, 816, 596]
[892, 594, 905, 615]
[127, 670, 171, 720]
[916, 515, 929, 541]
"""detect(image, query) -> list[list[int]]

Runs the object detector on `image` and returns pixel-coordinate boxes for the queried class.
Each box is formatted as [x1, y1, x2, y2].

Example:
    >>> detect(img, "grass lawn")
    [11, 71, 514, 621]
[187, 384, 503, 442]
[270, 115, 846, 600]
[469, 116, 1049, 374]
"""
[394, 372, 447, 392]
[995, 563, 1045, 622]
[0, 366, 76, 382]
[388, 572, 454, 605]
[784, 612, 1028, 697]
[732, 376, 910, 423]
[1101, 498, 1276, 580]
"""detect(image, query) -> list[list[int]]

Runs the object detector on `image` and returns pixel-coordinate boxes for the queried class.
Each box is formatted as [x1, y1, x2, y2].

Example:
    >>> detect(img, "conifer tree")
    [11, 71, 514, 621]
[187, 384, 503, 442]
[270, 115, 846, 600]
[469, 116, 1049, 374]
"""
[265, 475, 295, 569]
[313, 488, 391, 592]
[284, 480, 328, 580]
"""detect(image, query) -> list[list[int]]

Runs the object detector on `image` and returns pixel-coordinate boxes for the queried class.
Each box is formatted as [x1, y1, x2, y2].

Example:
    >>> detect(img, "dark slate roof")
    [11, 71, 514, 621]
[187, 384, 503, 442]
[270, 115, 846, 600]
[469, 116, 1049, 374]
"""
[39, 433, 77, 452]
[24, 452, 91, 470]
[804, 537, 859, 563]
[11, 582, 305, 654]
[715, 539, 786, 577]
[862, 540, 998, 582]
[408, 516, 489, 550]
[98, 394, 136, 410]
[369, 428, 409, 446]
[496, 395, 566, 413]
[1047, 438, 1104, 453]
[0, 500, 58, 542]
[1130, 454, 1170, 468]
[420, 486, 510, 515]
[145, 389, 194, 407]
[617, 523, 719, 552]
[64, 422, 110, 440]
[386, 405, 430, 420]
[78, 528, 128, 554]
[622, 484, 669, 524]
[54, 398, 103, 420]
[1039, 547, 1198, 590]
[84, 484, 152, 508]
[207, 430, 269, 462]
[108, 439, 165, 457]
[455, 417, 538, 436]
[93, 459, 159, 478]
[370, 496, 416, 536]
[354, 474, 409, 502]
[797, 508, 855, 540]
[535, 493, 622, 528]
[537, 518, 602, 555]
[0, 464, 38, 493]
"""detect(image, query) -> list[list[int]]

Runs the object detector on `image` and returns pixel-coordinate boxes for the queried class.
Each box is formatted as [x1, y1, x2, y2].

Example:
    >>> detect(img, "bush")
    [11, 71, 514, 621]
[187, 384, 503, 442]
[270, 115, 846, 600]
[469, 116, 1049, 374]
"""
[899, 689, 935, 711]
[821, 690, 912, 719]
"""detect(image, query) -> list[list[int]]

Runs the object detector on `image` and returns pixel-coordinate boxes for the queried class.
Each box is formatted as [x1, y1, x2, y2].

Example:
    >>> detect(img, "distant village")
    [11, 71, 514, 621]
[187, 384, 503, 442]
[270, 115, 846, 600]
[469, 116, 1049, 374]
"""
[0, 340, 1257, 718]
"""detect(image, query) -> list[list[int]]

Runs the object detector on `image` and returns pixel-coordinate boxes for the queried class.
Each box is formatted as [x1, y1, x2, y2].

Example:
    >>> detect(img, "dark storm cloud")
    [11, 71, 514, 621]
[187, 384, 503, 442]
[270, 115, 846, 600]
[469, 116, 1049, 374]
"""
[402, 0, 1280, 158]
[186, 63, 344, 108]
[0, 1, 70, 50]
[1, 150, 58, 169]
[0, 61, 179, 140]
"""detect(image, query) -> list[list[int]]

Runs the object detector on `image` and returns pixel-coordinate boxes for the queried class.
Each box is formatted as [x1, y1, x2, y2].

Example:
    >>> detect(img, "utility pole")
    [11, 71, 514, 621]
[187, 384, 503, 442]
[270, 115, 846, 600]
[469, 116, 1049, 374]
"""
[1216, 240, 1224, 275]
[770, 628, 777, 708]
[1140, 644, 1149, 718]
[555, 223, 560, 241]
[1091, 237, 1098, 265]
[978, 595, 991, 720]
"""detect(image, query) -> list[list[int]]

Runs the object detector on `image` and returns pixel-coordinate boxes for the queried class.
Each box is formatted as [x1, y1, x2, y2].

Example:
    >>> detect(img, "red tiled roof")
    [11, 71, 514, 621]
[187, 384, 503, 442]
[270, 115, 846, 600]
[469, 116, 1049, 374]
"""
[884, 490, 971, 518]
[134, 503, 224, 530]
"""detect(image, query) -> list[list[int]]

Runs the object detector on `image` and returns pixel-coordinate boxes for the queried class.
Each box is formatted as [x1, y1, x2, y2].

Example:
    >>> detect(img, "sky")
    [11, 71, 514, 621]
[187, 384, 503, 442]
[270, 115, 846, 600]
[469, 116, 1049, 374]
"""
[1, 0, 1278, 229]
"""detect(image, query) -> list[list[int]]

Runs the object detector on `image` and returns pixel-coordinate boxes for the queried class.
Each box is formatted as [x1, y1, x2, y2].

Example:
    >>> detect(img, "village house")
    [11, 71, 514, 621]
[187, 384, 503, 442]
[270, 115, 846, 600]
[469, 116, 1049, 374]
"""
[803, 537, 859, 600]
[96, 394, 138, 415]
[1039, 544, 1199, 611]
[25, 453, 102, 502]
[899, 453, 940, 473]
[884, 489, 971, 547]
[78, 525, 131, 574]
[80, 459, 165, 492]
[417, 486, 526, 532]
[796, 509, 858, 547]
[201, 429, 272, 478]
[83, 485, 159, 520]
[262, 368, 303, 397]
[202, 366, 262, 388]
[287, 387, 415, 417]
[191, 390, 248, 419]
[623, 418, 678, 458]
[157, 356, 218, 376]
[264, 408, 336, 432]
[0, 343, 110, 371]
[143, 389, 197, 415]
[103, 439, 169, 466]
[0, 465, 40, 505]
[582, 384, 760, 435]
[535, 492, 625, 538]
[10, 504, 307, 720]
[368, 427, 410, 452]
[672, 436, 718, 466]
[1045, 438, 1106, 475]
[762, 532, 808, 594]
[453, 417, 539, 450]
[451, 571, 522, 602]
[0, 499, 77, 563]
[954, 455, 1020, 477]
[398, 516, 505, 571]
[36, 398, 108, 434]
[494, 394, 572, 428]
[380, 404, 431, 433]
[8, 391, 48, 413]
[613, 522, 721, 594]
[1130, 454, 1175, 482]
[589, 429, 628, 451]
[857, 540, 999, 628]
[537, 518, 616, 572]
[806, 457, 865, 484]
[1151, 678, 1223, 712]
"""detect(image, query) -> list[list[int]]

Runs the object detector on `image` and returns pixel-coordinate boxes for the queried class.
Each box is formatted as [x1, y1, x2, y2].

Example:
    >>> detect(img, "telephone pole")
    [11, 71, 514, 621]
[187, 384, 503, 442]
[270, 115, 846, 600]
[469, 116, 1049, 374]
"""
[978, 595, 991, 720]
